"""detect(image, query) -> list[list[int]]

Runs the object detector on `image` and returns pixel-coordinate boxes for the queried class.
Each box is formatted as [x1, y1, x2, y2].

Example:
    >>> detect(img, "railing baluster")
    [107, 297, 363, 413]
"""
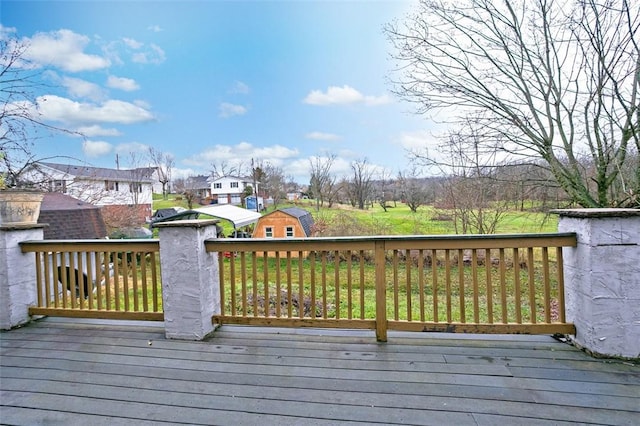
[241, 252, 248, 317]
[513, 248, 521, 324]
[263, 251, 269, 317]
[393, 249, 399, 321]
[229, 251, 237, 316]
[132, 252, 140, 312]
[486, 249, 493, 324]
[321, 251, 327, 319]
[252, 253, 258, 317]
[458, 249, 465, 323]
[35, 252, 43, 307]
[418, 249, 425, 322]
[445, 249, 451, 323]
[499, 248, 507, 323]
[150, 251, 159, 312]
[406, 249, 412, 322]
[472, 249, 479, 323]
[347, 250, 353, 319]
[298, 251, 304, 319]
[359, 250, 365, 320]
[275, 251, 281, 318]
[542, 247, 551, 323]
[334, 250, 340, 320]
[140, 251, 148, 312]
[527, 247, 535, 323]
[310, 251, 316, 318]
[286, 252, 292, 318]
[432, 249, 438, 323]
[43, 251, 51, 308]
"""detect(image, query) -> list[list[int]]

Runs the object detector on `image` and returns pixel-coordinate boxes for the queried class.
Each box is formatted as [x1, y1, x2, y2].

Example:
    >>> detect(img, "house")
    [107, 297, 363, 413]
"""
[38, 192, 108, 239]
[209, 175, 258, 206]
[185, 175, 211, 199]
[25, 162, 153, 224]
[252, 207, 314, 239]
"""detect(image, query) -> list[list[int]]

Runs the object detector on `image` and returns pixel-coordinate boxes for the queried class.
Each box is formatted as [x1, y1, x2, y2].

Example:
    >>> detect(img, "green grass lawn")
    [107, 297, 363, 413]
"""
[154, 194, 558, 236]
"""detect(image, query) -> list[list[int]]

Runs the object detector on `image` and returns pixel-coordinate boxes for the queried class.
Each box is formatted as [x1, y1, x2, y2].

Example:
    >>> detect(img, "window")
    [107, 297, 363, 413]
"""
[285, 226, 294, 238]
[129, 183, 142, 193]
[51, 180, 67, 193]
[265, 226, 273, 238]
[105, 180, 114, 191]
[230, 181, 239, 188]
[214, 183, 222, 189]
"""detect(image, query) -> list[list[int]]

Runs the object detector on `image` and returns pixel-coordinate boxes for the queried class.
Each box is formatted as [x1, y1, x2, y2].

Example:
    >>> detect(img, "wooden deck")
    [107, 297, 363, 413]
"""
[1, 318, 638, 425]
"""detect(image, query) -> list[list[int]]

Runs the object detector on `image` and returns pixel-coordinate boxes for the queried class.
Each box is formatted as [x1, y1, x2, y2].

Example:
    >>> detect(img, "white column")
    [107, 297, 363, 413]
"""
[0, 224, 45, 329]
[555, 208, 640, 359]
[156, 219, 220, 340]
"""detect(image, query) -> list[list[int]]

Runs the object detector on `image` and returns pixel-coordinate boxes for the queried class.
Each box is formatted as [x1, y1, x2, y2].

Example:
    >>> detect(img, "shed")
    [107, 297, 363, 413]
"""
[253, 207, 314, 239]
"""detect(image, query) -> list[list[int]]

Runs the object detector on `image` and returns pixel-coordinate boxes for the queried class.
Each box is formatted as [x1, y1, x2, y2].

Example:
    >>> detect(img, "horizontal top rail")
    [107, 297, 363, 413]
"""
[205, 233, 577, 251]
[20, 239, 160, 253]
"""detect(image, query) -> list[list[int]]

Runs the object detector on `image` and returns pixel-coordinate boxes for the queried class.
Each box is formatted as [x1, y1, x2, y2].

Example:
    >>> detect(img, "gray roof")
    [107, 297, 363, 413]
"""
[280, 207, 314, 237]
[38, 162, 154, 183]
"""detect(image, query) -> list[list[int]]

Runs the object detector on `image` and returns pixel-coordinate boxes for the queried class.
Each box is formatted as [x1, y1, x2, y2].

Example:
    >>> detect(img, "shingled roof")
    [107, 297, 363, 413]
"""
[38, 192, 107, 239]
[37, 162, 154, 183]
[280, 207, 314, 237]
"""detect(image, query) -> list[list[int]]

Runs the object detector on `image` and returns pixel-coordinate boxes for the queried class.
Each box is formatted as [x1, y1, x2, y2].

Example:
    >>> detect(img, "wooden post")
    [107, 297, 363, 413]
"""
[375, 240, 387, 342]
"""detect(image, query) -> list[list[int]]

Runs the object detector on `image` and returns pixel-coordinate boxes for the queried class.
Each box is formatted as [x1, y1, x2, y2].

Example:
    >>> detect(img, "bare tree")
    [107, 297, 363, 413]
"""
[397, 165, 432, 213]
[148, 147, 174, 199]
[434, 129, 512, 234]
[308, 154, 336, 211]
[210, 160, 244, 179]
[0, 36, 78, 187]
[349, 158, 376, 210]
[376, 168, 396, 212]
[260, 162, 286, 208]
[387, 0, 639, 207]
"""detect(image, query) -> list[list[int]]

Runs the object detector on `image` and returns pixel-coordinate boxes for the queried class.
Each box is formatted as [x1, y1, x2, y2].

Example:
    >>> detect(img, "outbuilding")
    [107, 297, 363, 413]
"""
[252, 207, 314, 239]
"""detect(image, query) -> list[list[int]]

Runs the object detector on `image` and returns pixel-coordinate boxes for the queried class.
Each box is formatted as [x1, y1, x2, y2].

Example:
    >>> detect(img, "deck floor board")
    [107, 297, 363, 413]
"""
[1, 318, 638, 425]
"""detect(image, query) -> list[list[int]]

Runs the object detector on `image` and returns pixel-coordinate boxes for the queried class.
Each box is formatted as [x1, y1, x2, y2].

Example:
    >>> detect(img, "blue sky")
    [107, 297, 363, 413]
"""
[1, 0, 439, 183]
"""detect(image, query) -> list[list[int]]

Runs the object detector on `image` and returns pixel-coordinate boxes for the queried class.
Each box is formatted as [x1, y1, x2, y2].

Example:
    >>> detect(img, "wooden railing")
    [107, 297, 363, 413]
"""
[205, 233, 577, 341]
[20, 240, 163, 321]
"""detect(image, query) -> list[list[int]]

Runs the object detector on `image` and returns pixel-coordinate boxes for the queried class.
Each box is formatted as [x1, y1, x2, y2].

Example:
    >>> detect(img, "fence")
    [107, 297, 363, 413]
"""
[205, 233, 577, 341]
[20, 239, 163, 321]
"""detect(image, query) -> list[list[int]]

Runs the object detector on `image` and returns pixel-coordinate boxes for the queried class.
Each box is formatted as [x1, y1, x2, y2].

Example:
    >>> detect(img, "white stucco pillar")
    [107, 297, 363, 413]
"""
[156, 219, 220, 340]
[554, 208, 640, 359]
[0, 224, 45, 329]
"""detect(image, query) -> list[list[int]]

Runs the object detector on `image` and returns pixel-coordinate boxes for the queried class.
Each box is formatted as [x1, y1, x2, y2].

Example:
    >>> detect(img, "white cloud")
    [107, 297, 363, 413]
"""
[61, 76, 105, 101]
[83, 140, 113, 157]
[171, 167, 199, 180]
[396, 130, 437, 151]
[36, 95, 155, 125]
[24, 29, 110, 72]
[75, 125, 122, 137]
[305, 131, 341, 141]
[218, 102, 247, 118]
[131, 43, 166, 64]
[229, 81, 250, 94]
[122, 37, 143, 49]
[147, 25, 163, 33]
[107, 75, 140, 91]
[184, 142, 299, 168]
[303, 85, 392, 106]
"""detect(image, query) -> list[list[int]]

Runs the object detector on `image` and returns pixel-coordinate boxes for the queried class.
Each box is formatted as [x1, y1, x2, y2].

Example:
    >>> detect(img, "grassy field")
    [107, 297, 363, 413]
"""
[282, 199, 558, 235]
[152, 195, 558, 236]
